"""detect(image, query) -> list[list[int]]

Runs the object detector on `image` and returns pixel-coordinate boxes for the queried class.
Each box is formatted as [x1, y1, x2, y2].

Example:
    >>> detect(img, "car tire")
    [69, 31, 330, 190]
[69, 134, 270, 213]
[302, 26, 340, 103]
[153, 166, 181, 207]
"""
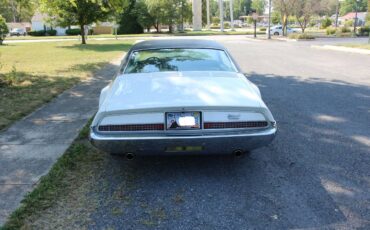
[274, 32, 279, 36]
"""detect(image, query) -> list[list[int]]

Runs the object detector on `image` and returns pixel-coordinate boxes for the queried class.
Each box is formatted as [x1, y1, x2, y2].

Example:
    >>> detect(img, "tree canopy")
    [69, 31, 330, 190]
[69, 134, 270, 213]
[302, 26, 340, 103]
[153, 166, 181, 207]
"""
[39, 0, 111, 44]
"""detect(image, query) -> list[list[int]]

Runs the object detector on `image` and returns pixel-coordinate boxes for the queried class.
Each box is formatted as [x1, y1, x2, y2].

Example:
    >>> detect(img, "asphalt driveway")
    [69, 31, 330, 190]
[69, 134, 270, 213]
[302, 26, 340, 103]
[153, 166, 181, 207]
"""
[9, 37, 370, 229]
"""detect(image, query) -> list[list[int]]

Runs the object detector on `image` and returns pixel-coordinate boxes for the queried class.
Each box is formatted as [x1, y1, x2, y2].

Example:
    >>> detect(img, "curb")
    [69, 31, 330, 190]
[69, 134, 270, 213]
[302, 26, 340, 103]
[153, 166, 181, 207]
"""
[311, 45, 370, 55]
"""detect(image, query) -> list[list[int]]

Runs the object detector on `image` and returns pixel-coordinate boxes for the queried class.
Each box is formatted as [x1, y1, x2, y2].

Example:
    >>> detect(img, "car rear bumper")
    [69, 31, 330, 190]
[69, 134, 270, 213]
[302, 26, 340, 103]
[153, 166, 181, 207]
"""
[90, 128, 277, 155]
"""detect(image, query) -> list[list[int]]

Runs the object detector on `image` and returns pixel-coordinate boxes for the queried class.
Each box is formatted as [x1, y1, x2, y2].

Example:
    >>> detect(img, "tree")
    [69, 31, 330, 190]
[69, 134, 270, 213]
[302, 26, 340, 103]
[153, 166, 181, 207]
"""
[117, 0, 143, 34]
[0, 0, 38, 22]
[251, 0, 266, 15]
[293, 0, 320, 33]
[135, 0, 155, 32]
[145, 0, 191, 33]
[340, 0, 368, 16]
[0, 15, 9, 45]
[273, 0, 297, 36]
[39, 0, 110, 44]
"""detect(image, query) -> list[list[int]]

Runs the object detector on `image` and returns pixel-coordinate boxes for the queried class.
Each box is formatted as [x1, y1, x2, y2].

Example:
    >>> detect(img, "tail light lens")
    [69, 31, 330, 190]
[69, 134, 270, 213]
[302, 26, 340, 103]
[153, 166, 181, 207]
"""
[204, 121, 268, 129]
[98, 124, 164, 132]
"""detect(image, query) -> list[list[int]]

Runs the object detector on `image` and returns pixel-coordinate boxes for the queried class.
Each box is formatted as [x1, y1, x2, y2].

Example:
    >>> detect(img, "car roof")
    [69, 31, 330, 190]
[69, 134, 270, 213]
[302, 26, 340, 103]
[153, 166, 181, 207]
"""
[130, 39, 226, 51]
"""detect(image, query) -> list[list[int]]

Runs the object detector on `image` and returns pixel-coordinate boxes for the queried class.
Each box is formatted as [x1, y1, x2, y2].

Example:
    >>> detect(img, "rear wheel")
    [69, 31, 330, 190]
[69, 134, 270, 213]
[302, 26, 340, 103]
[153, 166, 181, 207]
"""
[274, 32, 279, 36]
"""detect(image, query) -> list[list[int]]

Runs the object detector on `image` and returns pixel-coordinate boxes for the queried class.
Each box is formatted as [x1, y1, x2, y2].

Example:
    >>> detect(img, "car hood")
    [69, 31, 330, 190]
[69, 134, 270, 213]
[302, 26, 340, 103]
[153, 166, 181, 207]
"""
[102, 71, 264, 112]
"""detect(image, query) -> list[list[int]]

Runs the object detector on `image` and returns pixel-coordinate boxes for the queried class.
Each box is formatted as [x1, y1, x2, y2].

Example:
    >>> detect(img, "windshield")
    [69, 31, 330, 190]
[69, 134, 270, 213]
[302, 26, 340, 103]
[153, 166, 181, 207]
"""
[124, 48, 237, 74]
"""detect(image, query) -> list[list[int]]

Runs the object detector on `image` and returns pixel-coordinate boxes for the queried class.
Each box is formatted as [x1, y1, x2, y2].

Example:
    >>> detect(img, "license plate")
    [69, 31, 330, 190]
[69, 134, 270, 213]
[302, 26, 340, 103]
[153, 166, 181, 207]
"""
[166, 112, 201, 130]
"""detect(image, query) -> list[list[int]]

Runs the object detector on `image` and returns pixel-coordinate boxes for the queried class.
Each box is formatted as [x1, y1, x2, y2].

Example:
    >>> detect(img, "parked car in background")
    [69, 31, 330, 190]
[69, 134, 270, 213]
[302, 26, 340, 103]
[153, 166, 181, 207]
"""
[90, 40, 277, 158]
[9, 28, 27, 36]
[267, 26, 301, 36]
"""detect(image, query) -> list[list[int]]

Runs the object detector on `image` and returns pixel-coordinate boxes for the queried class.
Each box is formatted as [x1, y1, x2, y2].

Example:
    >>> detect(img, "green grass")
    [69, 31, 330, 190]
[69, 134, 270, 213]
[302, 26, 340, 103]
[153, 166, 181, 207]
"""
[338, 43, 370, 50]
[1, 120, 104, 230]
[0, 40, 133, 130]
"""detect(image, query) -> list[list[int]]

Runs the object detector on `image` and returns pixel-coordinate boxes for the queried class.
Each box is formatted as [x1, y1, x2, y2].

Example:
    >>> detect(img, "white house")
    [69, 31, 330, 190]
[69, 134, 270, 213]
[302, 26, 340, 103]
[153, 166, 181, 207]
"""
[31, 13, 67, 35]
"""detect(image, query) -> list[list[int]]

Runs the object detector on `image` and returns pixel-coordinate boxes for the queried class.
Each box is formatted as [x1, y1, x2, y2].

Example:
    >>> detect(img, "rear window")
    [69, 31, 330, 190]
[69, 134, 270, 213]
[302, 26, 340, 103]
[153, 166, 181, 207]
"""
[124, 48, 236, 74]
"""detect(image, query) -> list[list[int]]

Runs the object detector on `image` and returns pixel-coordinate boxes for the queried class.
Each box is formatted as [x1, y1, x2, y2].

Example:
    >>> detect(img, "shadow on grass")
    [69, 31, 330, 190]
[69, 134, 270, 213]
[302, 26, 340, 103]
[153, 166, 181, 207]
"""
[0, 72, 79, 130]
[57, 43, 132, 53]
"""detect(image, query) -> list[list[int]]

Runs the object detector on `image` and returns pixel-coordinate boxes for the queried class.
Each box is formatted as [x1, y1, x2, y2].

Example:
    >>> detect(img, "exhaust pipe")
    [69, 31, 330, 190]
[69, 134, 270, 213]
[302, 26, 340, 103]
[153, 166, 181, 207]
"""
[125, 152, 135, 160]
[233, 150, 243, 157]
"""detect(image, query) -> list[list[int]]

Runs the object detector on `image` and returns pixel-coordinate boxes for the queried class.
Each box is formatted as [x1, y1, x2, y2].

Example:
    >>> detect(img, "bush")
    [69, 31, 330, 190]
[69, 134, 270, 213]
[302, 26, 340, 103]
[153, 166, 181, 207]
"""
[46, 30, 57, 36]
[341, 26, 351, 33]
[66, 28, 81, 35]
[345, 19, 353, 27]
[28, 30, 46, 36]
[212, 17, 220, 24]
[288, 33, 315, 40]
[358, 26, 370, 36]
[259, 27, 267, 32]
[326, 27, 336, 35]
[321, 17, 332, 29]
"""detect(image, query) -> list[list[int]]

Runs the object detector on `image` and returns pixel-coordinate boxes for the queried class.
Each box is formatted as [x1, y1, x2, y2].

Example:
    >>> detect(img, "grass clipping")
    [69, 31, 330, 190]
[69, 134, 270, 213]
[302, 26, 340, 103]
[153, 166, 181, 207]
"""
[2, 120, 104, 230]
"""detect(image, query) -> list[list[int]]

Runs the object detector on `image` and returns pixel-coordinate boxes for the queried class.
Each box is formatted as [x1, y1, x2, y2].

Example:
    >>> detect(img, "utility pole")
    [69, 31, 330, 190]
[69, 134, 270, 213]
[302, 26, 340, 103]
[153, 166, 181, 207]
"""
[230, 0, 235, 31]
[268, 0, 271, 39]
[207, 0, 210, 30]
[219, 0, 224, 32]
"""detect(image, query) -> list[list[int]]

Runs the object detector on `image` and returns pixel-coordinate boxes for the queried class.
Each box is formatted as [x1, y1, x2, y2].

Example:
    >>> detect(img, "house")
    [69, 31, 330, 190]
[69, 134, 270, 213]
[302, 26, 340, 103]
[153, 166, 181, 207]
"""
[92, 22, 114, 35]
[6, 22, 32, 32]
[339, 12, 368, 26]
[31, 13, 67, 35]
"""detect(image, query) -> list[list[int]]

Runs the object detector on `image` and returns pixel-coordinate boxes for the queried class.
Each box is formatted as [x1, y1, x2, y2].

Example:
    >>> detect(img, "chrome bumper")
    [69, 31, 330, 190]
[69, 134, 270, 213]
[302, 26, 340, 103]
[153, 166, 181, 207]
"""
[90, 128, 276, 155]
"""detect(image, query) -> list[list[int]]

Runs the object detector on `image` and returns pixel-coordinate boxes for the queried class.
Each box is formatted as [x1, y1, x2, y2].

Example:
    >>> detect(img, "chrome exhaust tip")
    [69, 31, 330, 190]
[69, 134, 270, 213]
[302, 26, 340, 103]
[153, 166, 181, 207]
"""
[126, 152, 135, 160]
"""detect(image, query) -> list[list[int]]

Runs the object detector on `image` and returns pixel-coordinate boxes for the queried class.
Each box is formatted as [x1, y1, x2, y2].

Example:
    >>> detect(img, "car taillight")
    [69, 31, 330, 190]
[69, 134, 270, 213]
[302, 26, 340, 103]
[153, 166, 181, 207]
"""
[98, 124, 164, 132]
[204, 121, 268, 129]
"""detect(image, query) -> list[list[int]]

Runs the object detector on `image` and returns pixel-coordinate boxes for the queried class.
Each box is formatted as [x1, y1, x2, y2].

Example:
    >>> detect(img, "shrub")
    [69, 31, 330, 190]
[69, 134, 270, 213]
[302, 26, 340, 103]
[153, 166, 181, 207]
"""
[358, 26, 370, 36]
[0, 15, 9, 45]
[288, 33, 315, 40]
[321, 17, 332, 29]
[28, 30, 46, 36]
[259, 27, 267, 32]
[212, 17, 220, 24]
[224, 22, 230, 29]
[345, 19, 353, 27]
[341, 26, 351, 33]
[66, 28, 81, 35]
[326, 27, 336, 35]
[46, 29, 57, 36]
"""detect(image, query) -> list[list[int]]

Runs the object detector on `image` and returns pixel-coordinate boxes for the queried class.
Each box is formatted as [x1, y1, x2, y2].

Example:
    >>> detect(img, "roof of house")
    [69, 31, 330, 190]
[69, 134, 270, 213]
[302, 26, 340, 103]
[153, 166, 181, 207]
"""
[31, 12, 48, 22]
[6, 22, 31, 29]
[131, 39, 226, 51]
[341, 12, 367, 20]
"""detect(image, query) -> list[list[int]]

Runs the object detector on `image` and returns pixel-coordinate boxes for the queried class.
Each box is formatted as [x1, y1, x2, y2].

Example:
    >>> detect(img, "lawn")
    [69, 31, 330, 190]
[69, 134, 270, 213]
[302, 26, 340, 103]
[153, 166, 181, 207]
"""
[339, 43, 370, 50]
[0, 40, 133, 130]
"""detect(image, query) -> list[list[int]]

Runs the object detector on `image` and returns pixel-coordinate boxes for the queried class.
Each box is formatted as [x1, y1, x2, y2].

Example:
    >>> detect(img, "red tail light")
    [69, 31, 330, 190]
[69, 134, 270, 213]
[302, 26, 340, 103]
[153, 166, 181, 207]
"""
[204, 121, 268, 129]
[98, 124, 164, 132]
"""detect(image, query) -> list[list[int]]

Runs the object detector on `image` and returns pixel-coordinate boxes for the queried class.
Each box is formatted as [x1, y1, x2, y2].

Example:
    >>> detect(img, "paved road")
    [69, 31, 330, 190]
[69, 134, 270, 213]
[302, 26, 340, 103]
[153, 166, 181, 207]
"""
[81, 37, 370, 229]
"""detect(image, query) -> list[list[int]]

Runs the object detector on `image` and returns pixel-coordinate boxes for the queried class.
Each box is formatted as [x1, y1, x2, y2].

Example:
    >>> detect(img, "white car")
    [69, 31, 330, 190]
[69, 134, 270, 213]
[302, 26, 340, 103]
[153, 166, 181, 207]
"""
[9, 28, 27, 36]
[267, 26, 301, 36]
[90, 40, 277, 158]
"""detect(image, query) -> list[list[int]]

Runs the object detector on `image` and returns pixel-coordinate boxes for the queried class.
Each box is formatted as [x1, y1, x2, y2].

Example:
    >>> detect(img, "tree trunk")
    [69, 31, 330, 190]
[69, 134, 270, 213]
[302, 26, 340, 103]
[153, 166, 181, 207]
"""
[0, 39, 3, 46]
[80, 24, 86, 45]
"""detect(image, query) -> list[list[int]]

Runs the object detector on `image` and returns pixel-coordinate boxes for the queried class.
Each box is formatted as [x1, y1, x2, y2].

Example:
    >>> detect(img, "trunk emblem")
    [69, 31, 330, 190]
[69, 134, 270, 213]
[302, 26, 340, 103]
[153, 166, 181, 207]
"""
[227, 114, 241, 120]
